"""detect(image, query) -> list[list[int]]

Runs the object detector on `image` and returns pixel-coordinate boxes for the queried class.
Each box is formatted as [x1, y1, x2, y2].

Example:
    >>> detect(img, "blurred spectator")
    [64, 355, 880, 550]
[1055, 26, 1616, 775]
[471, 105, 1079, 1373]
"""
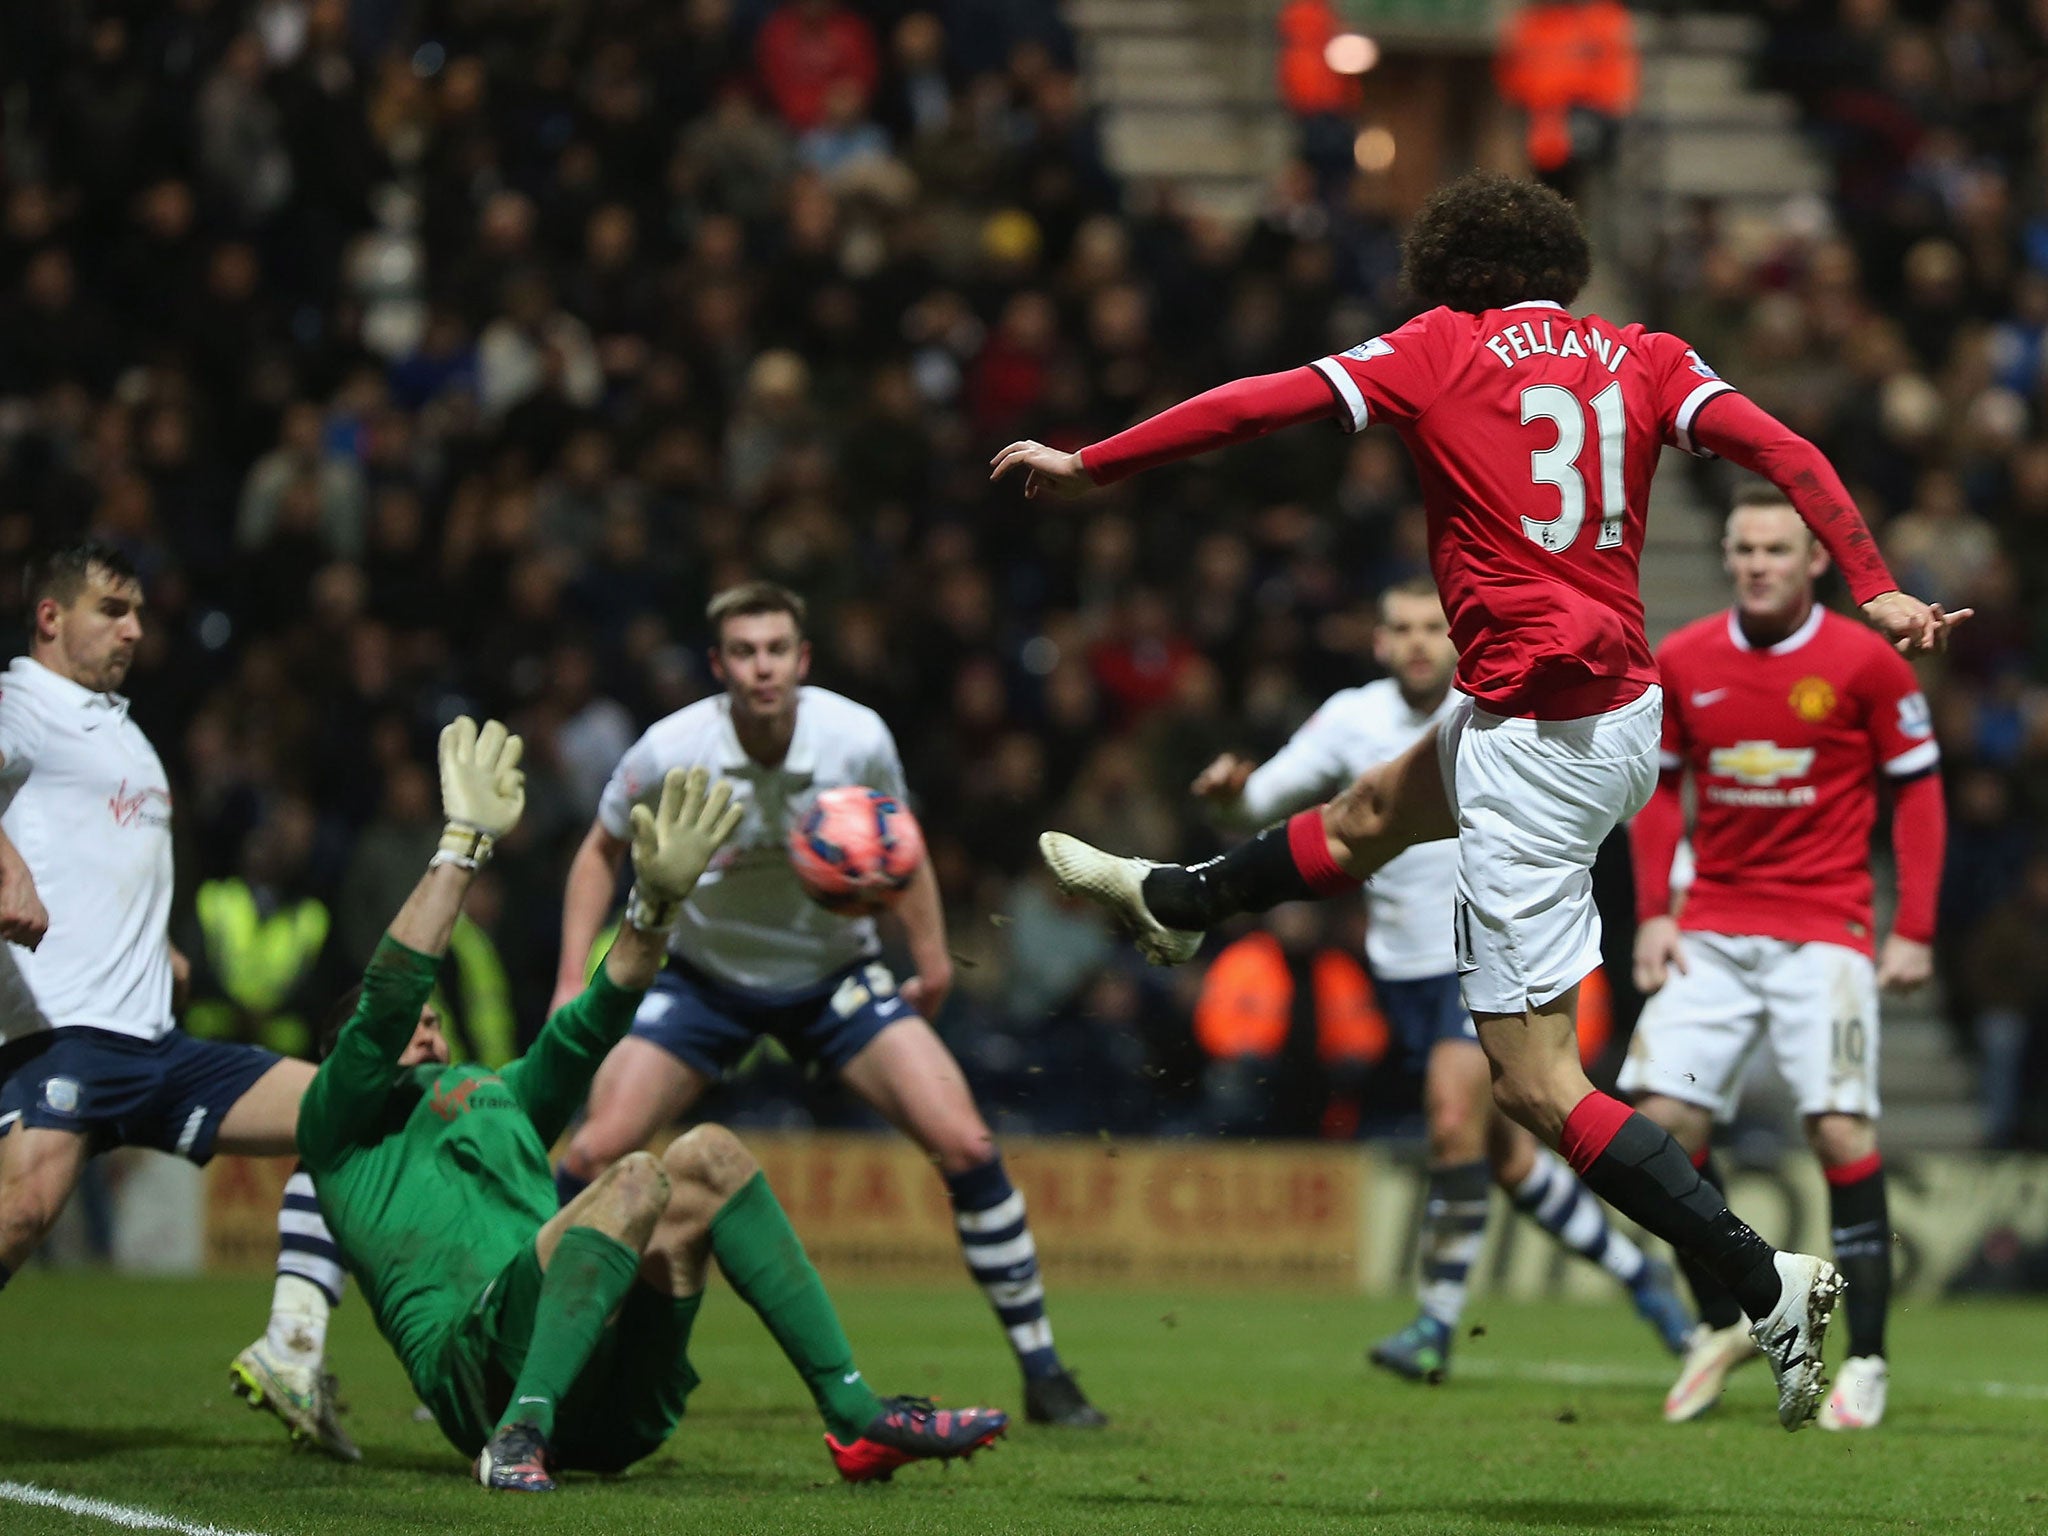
[756, 0, 880, 133]
[1495, 0, 1639, 197]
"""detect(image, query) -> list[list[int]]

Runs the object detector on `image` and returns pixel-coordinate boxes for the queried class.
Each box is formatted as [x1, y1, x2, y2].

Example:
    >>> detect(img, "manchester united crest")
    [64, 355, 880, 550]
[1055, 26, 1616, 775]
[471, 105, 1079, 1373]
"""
[1788, 676, 1837, 723]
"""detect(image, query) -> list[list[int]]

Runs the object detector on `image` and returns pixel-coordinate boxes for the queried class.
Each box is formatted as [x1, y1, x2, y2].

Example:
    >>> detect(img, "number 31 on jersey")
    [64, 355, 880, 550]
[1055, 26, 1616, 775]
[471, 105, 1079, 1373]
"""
[1521, 381, 1625, 553]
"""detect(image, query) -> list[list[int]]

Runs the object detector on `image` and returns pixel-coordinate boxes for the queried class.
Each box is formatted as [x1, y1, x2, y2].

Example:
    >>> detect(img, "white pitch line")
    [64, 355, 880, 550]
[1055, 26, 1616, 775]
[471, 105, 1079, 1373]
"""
[1456, 1357, 2048, 1402]
[0, 1481, 273, 1536]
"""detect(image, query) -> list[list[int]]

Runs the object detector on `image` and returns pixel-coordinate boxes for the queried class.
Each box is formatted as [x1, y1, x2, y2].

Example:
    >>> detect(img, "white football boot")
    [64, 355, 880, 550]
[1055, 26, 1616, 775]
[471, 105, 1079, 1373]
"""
[1818, 1355, 1887, 1431]
[1750, 1252, 1846, 1431]
[1038, 832, 1202, 965]
[231, 1339, 362, 1462]
[1662, 1320, 1763, 1423]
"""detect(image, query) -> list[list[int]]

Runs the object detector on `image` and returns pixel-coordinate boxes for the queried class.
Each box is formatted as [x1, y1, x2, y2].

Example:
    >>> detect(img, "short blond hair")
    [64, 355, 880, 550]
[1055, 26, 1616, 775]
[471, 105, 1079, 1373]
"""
[706, 580, 808, 645]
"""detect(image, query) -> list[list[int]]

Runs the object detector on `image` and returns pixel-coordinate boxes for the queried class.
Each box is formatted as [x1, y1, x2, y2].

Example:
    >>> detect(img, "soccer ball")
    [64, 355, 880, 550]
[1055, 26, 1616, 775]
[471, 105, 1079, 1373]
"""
[788, 786, 926, 916]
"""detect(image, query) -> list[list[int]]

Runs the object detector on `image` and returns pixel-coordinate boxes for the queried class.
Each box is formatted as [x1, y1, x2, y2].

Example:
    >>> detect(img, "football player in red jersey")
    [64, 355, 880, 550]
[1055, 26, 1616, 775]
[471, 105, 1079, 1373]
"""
[992, 172, 1967, 1431]
[1621, 486, 1946, 1431]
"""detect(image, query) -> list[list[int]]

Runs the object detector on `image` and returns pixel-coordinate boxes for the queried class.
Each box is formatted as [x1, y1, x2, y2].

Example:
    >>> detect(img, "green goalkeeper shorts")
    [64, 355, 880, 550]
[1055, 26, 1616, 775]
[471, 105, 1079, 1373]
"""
[423, 1239, 703, 1470]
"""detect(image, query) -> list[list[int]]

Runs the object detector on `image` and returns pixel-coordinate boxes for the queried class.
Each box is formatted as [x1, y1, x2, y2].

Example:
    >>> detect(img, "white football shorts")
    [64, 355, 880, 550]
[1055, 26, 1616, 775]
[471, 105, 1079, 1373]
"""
[1436, 685, 1661, 1016]
[1617, 930, 1881, 1120]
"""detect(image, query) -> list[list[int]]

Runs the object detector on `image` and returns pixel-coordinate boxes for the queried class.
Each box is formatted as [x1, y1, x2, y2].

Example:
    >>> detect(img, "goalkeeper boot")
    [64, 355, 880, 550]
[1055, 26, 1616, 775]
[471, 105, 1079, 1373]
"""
[1751, 1252, 1845, 1431]
[1628, 1259, 1696, 1356]
[1038, 833, 1201, 966]
[1818, 1355, 1887, 1431]
[1368, 1315, 1453, 1383]
[826, 1397, 1008, 1483]
[230, 1340, 362, 1463]
[475, 1421, 555, 1492]
[1024, 1368, 1108, 1428]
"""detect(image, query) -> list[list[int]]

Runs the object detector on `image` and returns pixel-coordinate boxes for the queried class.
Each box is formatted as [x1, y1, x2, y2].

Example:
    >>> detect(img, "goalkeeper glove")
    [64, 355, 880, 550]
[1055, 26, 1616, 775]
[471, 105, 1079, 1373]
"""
[435, 716, 526, 870]
[625, 767, 745, 933]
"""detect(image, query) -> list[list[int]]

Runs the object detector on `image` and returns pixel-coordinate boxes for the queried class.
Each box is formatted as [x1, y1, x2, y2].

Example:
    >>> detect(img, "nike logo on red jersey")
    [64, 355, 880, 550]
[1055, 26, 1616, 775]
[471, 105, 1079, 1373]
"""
[1690, 688, 1730, 707]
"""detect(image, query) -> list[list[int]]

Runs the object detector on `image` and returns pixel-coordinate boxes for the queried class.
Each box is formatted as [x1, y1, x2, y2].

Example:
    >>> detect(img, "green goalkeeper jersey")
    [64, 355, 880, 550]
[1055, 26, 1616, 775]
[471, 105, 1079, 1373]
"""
[295, 935, 639, 1397]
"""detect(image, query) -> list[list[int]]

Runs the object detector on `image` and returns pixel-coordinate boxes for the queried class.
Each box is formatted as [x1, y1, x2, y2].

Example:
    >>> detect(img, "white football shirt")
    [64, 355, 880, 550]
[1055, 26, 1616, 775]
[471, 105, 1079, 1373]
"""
[0, 656, 176, 1044]
[1233, 679, 1461, 982]
[597, 687, 910, 995]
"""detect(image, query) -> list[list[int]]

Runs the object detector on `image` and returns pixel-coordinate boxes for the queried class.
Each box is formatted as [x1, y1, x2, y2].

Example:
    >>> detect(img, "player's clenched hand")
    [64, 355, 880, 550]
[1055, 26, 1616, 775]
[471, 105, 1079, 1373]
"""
[1875, 934, 1933, 992]
[438, 715, 525, 867]
[1191, 753, 1257, 802]
[0, 855, 49, 950]
[989, 440, 1093, 499]
[1862, 591, 1973, 655]
[1632, 915, 1687, 996]
[627, 767, 745, 929]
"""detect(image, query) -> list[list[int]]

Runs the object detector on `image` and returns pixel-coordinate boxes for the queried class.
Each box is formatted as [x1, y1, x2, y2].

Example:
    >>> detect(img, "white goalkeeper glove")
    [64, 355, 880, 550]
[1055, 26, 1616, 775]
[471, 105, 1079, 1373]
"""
[435, 716, 526, 870]
[625, 767, 745, 933]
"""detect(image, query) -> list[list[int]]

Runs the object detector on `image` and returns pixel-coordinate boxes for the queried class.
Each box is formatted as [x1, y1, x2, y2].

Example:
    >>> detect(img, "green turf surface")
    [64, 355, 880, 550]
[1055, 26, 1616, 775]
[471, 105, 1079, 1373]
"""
[1, 1271, 2042, 1535]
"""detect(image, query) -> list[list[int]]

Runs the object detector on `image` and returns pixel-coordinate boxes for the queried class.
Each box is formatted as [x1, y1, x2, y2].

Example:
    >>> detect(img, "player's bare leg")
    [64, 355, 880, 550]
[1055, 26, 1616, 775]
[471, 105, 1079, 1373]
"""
[841, 1018, 1106, 1427]
[1043, 728, 1455, 964]
[1807, 1112, 1890, 1430]
[212, 1058, 317, 1155]
[1483, 991, 1839, 1429]
[556, 1035, 712, 1199]
[0, 1125, 88, 1280]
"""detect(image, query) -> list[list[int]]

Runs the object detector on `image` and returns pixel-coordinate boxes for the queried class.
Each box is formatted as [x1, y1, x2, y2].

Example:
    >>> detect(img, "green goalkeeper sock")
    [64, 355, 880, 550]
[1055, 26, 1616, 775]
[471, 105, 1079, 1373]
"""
[710, 1171, 884, 1442]
[497, 1226, 643, 1441]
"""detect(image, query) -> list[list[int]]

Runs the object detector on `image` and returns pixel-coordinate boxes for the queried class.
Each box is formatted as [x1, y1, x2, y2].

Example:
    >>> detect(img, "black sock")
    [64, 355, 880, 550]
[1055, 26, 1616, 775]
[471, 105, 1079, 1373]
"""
[1143, 823, 1315, 930]
[1675, 1152, 1747, 1329]
[0, 1259, 11, 1292]
[1571, 1111, 1782, 1321]
[1827, 1157, 1889, 1358]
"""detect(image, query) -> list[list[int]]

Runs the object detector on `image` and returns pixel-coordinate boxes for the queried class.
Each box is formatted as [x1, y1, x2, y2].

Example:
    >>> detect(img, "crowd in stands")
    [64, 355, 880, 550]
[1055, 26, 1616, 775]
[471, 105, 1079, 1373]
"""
[0, 0, 2039, 1146]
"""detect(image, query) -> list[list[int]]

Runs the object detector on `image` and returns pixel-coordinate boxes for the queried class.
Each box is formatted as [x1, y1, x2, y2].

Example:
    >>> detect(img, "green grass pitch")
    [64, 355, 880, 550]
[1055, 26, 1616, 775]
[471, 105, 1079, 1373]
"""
[2, 1271, 2043, 1535]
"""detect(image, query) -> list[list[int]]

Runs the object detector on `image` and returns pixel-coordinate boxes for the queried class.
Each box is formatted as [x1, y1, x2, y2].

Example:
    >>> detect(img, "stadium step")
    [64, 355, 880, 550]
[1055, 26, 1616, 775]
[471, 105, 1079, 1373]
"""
[1068, 0, 1286, 219]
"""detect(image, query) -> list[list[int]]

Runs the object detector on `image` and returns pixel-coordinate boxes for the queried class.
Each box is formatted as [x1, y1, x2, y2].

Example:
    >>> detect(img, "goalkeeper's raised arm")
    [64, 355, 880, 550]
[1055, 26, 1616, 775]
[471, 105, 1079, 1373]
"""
[297, 716, 527, 1168]
[508, 767, 743, 1142]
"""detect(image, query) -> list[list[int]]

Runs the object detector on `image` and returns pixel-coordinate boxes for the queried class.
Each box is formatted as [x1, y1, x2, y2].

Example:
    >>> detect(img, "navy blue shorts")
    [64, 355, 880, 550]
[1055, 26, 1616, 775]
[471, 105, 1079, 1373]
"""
[630, 957, 915, 1082]
[1373, 971, 1478, 1064]
[0, 1027, 280, 1164]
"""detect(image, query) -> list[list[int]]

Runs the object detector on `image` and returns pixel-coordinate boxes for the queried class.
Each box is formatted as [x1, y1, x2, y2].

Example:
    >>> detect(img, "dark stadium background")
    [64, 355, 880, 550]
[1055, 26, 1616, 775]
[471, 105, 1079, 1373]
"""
[1, 0, 2043, 1160]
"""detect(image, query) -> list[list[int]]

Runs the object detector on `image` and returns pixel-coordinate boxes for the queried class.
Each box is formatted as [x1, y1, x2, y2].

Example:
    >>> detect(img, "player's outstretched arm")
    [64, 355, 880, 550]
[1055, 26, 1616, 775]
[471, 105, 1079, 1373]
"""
[991, 367, 1340, 496]
[299, 717, 525, 1166]
[553, 819, 627, 1014]
[513, 768, 742, 1142]
[1689, 393, 1971, 653]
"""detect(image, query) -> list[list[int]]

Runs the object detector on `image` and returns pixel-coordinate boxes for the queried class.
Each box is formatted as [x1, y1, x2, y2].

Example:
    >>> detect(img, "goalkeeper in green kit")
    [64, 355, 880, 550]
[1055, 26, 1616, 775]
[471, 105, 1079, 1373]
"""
[299, 716, 1008, 1491]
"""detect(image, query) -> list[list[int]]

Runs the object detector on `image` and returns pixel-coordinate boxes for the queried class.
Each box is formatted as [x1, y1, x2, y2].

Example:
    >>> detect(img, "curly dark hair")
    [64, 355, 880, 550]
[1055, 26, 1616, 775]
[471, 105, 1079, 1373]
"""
[1400, 172, 1591, 313]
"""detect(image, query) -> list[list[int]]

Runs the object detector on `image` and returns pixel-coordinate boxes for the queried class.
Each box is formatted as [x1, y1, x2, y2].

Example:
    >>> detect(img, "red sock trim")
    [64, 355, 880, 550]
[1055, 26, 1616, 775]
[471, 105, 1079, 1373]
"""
[1286, 808, 1361, 897]
[1689, 1145, 1710, 1171]
[1823, 1150, 1883, 1187]
[1560, 1091, 1634, 1175]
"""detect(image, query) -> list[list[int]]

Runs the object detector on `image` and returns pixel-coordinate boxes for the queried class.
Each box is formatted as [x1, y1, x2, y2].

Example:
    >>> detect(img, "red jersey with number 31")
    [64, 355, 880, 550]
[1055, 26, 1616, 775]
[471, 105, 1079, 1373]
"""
[1312, 302, 1733, 719]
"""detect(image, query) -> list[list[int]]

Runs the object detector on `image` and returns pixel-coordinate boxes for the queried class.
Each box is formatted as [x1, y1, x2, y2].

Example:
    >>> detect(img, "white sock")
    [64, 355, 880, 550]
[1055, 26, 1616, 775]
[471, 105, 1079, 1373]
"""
[265, 1274, 330, 1369]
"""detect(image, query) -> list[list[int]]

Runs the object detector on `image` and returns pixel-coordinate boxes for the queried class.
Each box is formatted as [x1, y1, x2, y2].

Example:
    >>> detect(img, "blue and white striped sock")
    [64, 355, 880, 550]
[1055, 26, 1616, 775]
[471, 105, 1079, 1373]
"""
[1512, 1146, 1648, 1286]
[946, 1157, 1061, 1380]
[269, 1167, 344, 1366]
[1417, 1161, 1492, 1329]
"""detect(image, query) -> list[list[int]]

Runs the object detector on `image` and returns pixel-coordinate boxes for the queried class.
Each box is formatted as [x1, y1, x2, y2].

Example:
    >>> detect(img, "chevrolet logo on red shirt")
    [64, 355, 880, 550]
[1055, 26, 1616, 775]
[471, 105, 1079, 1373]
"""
[1707, 741, 1815, 787]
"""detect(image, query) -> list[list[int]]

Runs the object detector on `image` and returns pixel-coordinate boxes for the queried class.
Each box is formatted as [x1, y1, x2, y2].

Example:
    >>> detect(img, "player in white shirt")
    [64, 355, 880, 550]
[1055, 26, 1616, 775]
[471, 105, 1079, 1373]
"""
[547, 582, 1102, 1427]
[1192, 578, 1691, 1381]
[0, 544, 331, 1300]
